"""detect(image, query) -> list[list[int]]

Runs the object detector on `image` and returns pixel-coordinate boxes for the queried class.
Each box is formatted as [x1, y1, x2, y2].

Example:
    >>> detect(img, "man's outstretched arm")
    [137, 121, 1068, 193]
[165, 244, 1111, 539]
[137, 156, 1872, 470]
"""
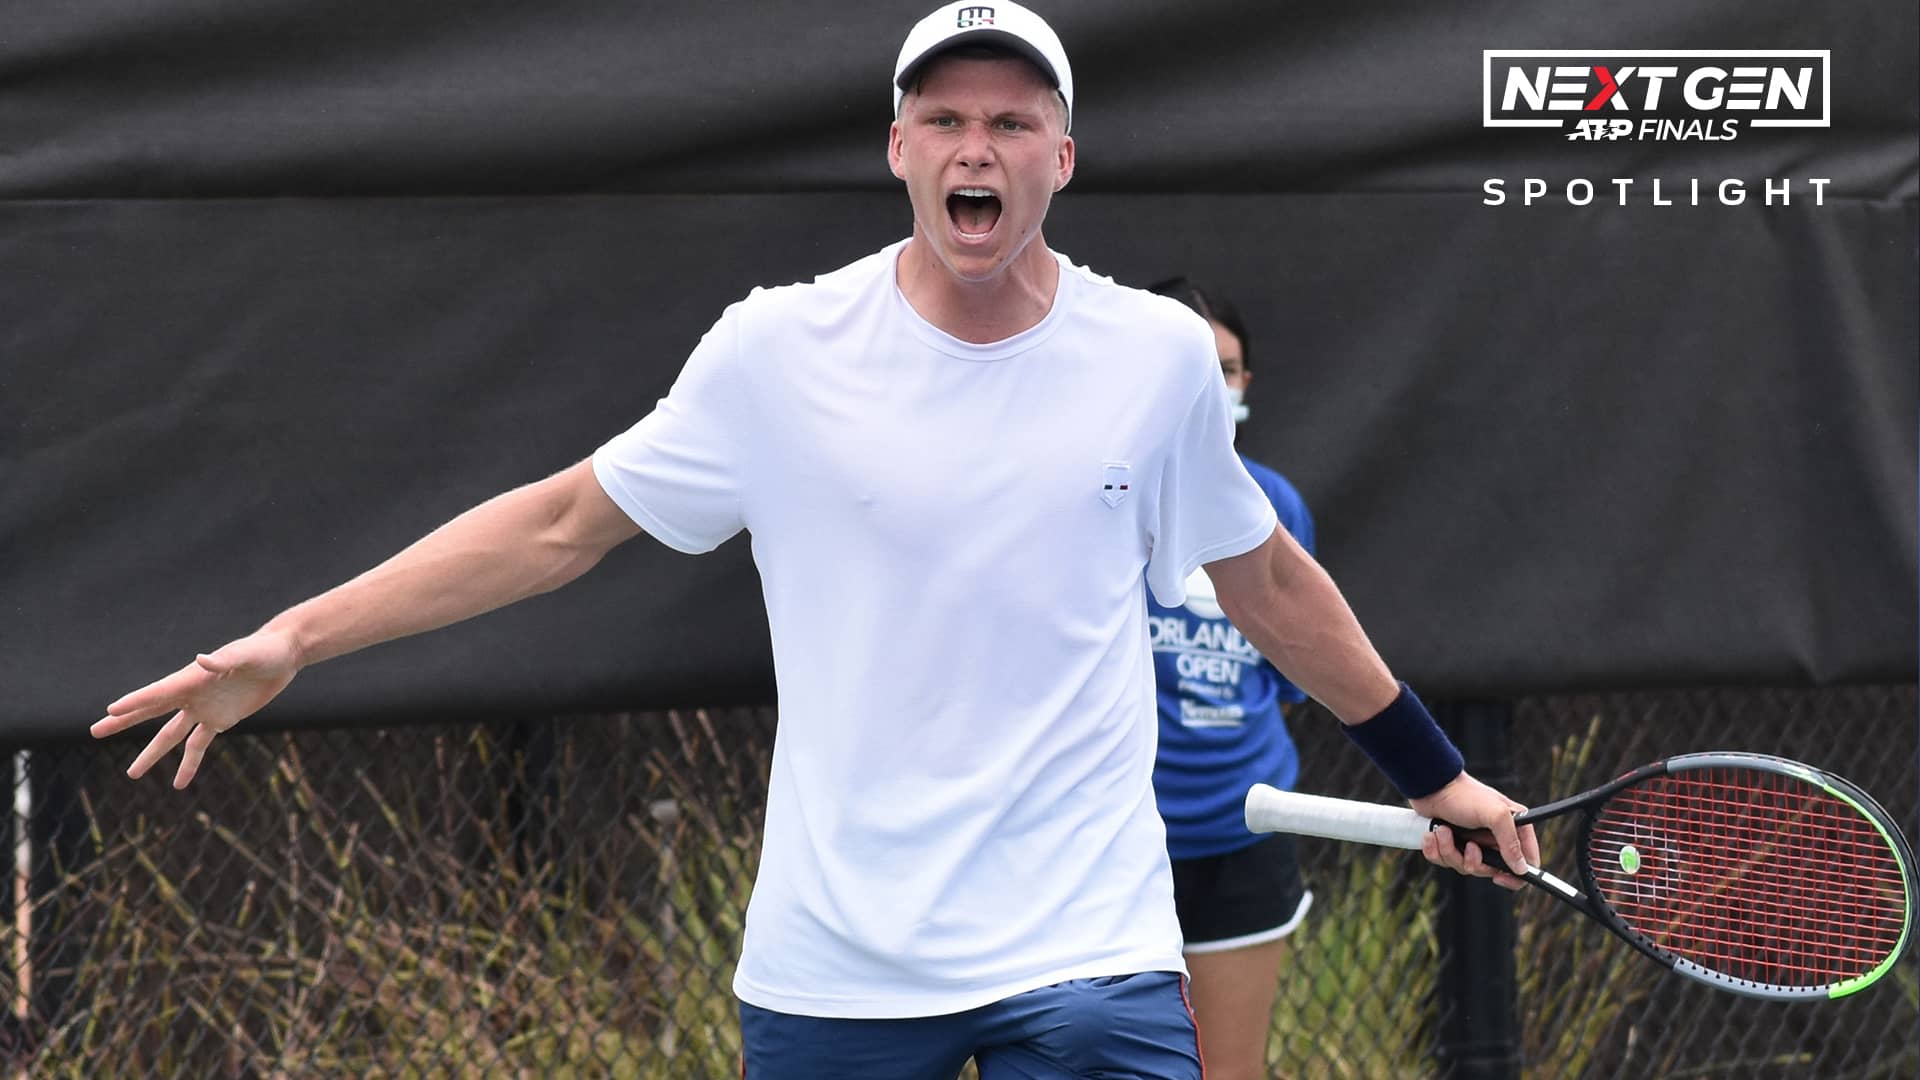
[1205, 525, 1542, 888]
[91, 459, 641, 788]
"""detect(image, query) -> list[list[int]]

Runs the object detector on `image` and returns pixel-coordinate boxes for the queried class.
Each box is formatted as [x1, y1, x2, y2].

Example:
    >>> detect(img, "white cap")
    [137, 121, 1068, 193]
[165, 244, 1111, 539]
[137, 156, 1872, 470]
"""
[893, 2, 1074, 131]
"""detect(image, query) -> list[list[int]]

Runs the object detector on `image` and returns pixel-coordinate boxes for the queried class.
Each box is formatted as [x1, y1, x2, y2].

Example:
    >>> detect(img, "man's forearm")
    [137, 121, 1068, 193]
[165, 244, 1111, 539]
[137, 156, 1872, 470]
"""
[1214, 529, 1397, 724]
[1214, 527, 1470, 799]
[264, 460, 635, 668]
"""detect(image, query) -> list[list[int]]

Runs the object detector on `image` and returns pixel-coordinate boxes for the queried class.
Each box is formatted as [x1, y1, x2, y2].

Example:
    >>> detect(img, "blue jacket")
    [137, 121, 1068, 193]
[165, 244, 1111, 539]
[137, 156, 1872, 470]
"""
[1149, 455, 1314, 859]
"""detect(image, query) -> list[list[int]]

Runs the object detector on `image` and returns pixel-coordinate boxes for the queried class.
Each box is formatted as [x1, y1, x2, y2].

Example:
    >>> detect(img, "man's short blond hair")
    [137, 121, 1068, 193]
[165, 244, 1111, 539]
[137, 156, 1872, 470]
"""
[897, 43, 1071, 131]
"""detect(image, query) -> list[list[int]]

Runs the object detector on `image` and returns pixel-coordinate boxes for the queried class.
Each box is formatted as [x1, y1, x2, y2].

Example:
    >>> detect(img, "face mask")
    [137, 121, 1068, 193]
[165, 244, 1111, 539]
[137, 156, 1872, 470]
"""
[1225, 385, 1250, 424]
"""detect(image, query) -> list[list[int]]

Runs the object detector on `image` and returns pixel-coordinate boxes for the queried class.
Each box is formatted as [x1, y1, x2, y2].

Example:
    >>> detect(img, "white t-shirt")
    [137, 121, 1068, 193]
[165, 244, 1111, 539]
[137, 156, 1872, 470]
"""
[593, 240, 1279, 1018]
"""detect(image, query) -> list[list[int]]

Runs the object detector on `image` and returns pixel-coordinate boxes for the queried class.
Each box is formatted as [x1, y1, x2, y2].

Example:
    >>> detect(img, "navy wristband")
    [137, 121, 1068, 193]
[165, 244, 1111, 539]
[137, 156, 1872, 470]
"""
[1341, 683, 1465, 799]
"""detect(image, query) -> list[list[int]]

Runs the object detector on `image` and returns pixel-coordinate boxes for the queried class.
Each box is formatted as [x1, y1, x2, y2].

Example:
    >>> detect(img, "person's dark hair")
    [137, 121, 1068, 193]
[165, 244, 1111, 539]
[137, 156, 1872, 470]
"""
[1147, 277, 1251, 370]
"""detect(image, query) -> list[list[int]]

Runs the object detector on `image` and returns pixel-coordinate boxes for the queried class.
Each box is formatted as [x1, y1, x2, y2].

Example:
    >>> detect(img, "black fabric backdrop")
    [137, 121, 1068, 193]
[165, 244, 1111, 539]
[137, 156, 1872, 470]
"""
[4, 1, 1915, 741]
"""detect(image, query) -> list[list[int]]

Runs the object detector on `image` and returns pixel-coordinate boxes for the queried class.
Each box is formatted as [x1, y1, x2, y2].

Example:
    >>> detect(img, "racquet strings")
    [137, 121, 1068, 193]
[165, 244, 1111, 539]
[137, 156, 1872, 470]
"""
[1586, 766, 1910, 989]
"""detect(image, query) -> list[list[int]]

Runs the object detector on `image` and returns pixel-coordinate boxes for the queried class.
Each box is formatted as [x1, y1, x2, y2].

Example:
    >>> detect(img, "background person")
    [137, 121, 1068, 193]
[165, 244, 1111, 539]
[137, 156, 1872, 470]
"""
[1147, 277, 1316, 1080]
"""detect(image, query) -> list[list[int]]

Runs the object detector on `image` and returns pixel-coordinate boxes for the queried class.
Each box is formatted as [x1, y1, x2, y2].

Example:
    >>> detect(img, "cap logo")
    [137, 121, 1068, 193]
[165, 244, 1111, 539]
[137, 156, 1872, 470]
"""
[957, 5, 995, 28]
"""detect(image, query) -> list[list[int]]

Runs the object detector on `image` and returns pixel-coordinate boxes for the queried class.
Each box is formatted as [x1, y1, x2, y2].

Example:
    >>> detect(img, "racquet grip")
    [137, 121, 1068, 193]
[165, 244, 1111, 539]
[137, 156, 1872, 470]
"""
[1244, 785, 1432, 850]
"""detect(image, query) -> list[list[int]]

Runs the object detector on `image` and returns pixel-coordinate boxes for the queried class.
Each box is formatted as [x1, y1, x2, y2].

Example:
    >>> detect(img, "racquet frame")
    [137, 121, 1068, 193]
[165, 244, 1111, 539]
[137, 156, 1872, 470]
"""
[1245, 751, 1916, 1001]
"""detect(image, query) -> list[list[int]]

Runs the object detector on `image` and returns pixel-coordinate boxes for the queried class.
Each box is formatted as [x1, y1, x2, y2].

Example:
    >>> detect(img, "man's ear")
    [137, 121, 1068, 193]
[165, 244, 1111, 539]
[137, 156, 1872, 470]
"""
[888, 120, 907, 181]
[1054, 134, 1075, 192]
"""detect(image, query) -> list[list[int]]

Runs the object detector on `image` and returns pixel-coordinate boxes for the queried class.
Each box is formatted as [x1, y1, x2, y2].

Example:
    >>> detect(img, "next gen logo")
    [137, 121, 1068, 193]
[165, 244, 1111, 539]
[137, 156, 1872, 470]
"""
[1481, 49, 1833, 207]
[1484, 51, 1829, 141]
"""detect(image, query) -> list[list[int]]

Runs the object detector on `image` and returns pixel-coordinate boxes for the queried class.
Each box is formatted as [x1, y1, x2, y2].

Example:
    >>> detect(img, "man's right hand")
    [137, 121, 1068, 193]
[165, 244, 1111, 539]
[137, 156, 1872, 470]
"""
[91, 628, 303, 790]
[88, 459, 641, 791]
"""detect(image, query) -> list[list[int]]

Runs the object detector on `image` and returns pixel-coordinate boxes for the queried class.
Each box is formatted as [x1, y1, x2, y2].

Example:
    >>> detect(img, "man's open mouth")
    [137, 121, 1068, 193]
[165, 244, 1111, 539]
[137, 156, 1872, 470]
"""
[947, 188, 1003, 238]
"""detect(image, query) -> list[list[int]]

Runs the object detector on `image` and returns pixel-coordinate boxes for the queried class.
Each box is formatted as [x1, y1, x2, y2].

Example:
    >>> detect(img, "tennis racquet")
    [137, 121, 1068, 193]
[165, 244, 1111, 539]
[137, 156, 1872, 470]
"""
[1245, 752, 1916, 1000]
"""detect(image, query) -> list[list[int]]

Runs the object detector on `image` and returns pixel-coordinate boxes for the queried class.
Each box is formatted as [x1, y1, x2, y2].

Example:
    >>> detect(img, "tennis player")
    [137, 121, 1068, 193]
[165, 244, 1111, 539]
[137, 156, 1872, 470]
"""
[93, 4, 1540, 1077]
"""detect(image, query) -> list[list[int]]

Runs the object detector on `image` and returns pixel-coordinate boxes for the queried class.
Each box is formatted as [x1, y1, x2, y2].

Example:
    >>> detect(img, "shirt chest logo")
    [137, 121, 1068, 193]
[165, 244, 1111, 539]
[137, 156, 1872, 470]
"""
[1100, 462, 1131, 508]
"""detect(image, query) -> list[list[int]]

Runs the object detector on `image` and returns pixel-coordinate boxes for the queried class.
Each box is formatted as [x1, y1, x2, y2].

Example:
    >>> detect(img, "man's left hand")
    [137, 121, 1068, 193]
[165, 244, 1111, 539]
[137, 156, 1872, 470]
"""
[1410, 773, 1541, 891]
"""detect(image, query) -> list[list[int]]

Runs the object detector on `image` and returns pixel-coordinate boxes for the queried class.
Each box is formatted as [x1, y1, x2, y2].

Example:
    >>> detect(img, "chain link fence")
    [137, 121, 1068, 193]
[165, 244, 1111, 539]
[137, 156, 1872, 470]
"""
[2, 686, 1912, 1077]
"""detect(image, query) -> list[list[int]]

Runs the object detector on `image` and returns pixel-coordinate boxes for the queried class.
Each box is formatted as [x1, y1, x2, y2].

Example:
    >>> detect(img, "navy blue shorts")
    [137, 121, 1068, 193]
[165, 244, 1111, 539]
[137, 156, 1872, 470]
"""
[739, 971, 1202, 1079]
